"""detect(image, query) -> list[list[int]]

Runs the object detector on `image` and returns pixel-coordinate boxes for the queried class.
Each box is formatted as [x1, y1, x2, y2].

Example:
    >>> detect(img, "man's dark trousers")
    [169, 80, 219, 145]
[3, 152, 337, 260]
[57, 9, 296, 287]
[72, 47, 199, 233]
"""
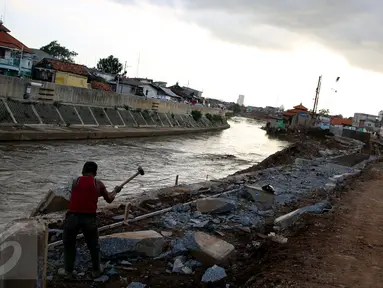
[63, 213, 100, 273]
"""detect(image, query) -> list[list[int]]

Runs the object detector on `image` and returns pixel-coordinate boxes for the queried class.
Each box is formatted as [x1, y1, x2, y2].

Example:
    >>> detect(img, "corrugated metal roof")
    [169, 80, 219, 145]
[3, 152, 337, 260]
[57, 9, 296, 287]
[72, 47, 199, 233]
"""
[159, 87, 181, 98]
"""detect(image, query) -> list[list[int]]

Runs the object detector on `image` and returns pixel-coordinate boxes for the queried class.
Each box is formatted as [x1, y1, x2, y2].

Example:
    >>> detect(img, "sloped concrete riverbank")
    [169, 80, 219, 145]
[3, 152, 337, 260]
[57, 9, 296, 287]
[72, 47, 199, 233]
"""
[34, 135, 377, 288]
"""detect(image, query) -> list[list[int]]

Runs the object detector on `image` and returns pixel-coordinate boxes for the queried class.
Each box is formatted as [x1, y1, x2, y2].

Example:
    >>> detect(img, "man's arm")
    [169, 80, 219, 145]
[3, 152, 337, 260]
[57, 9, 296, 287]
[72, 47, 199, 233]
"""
[96, 180, 121, 203]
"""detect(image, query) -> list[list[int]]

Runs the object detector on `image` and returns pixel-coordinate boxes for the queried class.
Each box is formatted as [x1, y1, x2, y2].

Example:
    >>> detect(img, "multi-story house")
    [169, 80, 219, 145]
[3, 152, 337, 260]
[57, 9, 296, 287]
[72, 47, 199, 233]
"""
[0, 21, 33, 77]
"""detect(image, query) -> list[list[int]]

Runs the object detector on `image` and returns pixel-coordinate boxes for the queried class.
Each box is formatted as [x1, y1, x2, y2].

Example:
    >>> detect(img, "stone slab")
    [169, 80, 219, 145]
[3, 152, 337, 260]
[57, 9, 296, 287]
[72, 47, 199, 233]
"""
[90, 107, 111, 125]
[104, 108, 124, 126]
[243, 185, 275, 210]
[0, 219, 48, 288]
[30, 189, 69, 217]
[6, 100, 40, 124]
[118, 110, 136, 127]
[99, 230, 165, 258]
[34, 103, 62, 125]
[75, 106, 97, 125]
[188, 232, 235, 266]
[196, 198, 236, 214]
[57, 105, 82, 125]
[0, 100, 14, 123]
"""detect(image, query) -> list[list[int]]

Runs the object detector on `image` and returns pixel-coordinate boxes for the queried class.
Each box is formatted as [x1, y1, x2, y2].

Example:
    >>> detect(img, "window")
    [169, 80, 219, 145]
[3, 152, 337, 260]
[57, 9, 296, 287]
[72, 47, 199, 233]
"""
[0, 48, 5, 58]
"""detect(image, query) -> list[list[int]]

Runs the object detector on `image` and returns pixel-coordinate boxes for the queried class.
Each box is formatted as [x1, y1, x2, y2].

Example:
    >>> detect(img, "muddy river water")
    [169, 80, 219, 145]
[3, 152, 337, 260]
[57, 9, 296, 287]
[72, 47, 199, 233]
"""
[0, 117, 288, 225]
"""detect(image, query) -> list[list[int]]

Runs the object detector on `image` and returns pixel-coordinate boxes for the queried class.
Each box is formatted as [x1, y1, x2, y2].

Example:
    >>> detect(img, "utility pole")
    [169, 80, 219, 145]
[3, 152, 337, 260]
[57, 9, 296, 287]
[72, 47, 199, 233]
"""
[18, 45, 24, 77]
[312, 75, 322, 117]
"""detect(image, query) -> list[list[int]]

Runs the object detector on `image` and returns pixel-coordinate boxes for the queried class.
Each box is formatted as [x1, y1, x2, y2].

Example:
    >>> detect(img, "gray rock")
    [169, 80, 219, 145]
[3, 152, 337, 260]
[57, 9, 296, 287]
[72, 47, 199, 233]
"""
[163, 217, 178, 229]
[99, 230, 166, 258]
[106, 267, 119, 276]
[172, 258, 185, 273]
[127, 282, 146, 288]
[47, 275, 53, 281]
[94, 275, 109, 283]
[257, 210, 275, 217]
[193, 211, 203, 218]
[240, 216, 251, 227]
[191, 219, 210, 228]
[201, 265, 227, 283]
[161, 231, 173, 237]
[112, 215, 125, 221]
[196, 198, 236, 214]
[185, 259, 203, 269]
[120, 260, 132, 265]
[57, 268, 65, 276]
[181, 266, 193, 274]
[172, 204, 185, 213]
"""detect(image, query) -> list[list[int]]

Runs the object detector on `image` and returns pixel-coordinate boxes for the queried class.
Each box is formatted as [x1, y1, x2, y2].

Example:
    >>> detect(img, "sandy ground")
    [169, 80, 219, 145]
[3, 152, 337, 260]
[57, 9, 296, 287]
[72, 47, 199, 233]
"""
[249, 161, 383, 288]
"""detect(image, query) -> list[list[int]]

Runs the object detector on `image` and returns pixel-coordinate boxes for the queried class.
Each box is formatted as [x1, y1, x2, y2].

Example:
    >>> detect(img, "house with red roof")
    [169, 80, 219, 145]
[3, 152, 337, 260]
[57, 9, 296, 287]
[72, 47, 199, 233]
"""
[33, 58, 90, 88]
[0, 21, 33, 77]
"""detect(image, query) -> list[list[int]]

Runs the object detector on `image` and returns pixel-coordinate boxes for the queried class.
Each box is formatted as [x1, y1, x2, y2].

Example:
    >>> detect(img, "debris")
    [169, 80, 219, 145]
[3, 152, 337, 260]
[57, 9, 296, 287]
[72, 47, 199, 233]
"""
[181, 266, 193, 274]
[238, 227, 251, 233]
[163, 217, 178, 229]
[185, 259, 203, 269]
[243, 185, 275, 210]
[196, 198, 236, 214]
[58, 268, 66, 276]
[172, 258, 185, 273]
[94, 275, 109, 283]
[268, 232, 288, 244]
[161, 231, 173, 237]
[99, 230, 166, 258]
[257, 209, 275, 217]
[187, 232, 235, 265]
[78, 272, 85, 277]
[193, 211, 203, 218]
[201, 265, 227, 283]
[112, 215, 125, 221]
[215, 231, 225, 237]
[127, 282, 146, 288]
[106, 267, 119, 276]
[47, 275, 53, 281]
[190, 219, 210, 228]
[120, 260, 132, 265]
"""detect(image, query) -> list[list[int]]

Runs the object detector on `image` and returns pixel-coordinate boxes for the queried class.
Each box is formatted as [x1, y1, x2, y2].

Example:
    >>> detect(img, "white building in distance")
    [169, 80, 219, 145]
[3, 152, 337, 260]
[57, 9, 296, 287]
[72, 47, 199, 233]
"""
[237, 95, 245, 106]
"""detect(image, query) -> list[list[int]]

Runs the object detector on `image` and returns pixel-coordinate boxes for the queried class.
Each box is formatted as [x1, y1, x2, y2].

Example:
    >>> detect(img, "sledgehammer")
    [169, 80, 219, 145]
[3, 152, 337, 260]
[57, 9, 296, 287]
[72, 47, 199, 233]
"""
[116, 166, 145, 193]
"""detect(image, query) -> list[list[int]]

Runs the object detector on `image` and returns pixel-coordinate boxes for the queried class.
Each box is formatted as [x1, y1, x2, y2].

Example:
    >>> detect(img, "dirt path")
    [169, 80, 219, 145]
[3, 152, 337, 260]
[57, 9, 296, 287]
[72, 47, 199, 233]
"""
[250, 162, 383, 288]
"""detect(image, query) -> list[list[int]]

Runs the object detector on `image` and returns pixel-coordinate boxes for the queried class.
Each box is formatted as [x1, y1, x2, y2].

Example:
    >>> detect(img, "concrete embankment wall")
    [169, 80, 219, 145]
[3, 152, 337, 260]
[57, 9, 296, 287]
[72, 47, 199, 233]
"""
[0, 97, 229, 142]
[0, 75, 224, 116]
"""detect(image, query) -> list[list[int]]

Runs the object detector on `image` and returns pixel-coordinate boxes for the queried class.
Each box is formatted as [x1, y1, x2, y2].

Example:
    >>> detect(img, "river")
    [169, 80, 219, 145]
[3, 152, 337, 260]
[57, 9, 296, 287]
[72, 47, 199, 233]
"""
[0, 117, 289, 225]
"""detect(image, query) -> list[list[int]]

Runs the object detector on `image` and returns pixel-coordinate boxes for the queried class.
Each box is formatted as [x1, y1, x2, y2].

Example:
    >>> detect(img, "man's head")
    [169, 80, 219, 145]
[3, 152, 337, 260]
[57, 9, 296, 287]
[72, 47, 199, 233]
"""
[82, 161, 98, 176]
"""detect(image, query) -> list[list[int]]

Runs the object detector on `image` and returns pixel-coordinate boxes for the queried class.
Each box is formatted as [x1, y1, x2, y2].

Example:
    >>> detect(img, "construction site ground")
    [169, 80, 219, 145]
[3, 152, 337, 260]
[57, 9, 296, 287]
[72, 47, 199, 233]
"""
[249, 161, 383, 288]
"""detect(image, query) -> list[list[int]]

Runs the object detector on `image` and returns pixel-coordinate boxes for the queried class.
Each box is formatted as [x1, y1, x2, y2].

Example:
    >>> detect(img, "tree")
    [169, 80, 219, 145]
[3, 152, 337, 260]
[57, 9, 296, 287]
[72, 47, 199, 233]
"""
[318, 108, 330, 116]
[40, 41, 78, 63]
[97, 55, 123, 74]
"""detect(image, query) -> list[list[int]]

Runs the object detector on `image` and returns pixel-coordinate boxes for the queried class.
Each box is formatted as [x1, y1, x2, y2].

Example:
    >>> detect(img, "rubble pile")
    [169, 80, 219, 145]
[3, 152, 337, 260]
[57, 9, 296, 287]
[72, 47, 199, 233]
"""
[42, 137, 376, 287]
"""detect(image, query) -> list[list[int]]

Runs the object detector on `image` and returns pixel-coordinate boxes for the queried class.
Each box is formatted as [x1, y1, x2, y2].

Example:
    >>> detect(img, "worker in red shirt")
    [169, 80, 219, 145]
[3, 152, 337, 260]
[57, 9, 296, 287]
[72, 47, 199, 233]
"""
[63, 161, 121, 278]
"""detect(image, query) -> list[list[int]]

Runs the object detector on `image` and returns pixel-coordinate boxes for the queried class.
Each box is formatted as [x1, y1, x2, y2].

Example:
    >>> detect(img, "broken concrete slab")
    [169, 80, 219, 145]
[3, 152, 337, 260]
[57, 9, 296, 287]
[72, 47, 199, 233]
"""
[30, 189, 69, 217]
[196, 198, 235, 214]
[99, 230, 166, 258]
[0, 219, 48, 287]
[186, 232, 235, 266]
[274, 200, 332, 229]
[243, 185, 275, 210]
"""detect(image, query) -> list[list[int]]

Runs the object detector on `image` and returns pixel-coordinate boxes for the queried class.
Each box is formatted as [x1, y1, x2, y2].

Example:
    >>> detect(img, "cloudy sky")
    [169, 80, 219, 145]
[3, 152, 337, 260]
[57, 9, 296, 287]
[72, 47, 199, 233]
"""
[1, 0, 383, 116]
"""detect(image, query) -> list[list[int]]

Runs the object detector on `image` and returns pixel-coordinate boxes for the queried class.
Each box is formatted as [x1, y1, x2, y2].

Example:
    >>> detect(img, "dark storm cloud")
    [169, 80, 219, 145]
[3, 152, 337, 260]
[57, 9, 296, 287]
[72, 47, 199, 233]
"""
[112, 0, 383, 71]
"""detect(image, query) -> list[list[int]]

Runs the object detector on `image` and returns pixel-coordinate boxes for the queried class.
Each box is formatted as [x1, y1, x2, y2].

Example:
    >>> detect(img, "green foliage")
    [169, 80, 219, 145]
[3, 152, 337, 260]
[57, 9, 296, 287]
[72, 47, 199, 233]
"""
[191, 110, 202, 122]
[232, 103, 242, 115]
[205, 113, 213, 122]
[136, 108, 142, 113]
[318, 108, 330, 116]
[124, 105, 130, 110]
[142, 109, 150, 120]
[40, 41, 78, 63]
[212, 114, 223, 123]
[171, 113, 175, 119]
[97, 55, 123, 74]
[53, 101, 62, 108]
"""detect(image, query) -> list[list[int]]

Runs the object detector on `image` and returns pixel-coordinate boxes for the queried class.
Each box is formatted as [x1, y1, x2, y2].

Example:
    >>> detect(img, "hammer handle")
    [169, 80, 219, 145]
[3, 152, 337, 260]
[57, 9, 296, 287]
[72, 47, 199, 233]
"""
[118, 171, 140, 189]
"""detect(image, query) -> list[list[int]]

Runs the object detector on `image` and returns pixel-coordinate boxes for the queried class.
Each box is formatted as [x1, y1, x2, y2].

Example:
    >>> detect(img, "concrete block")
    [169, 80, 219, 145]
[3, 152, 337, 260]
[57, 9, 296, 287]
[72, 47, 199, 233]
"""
[0, 100, 14, 123]
[30, 189, 69, 217]
[188, 232, 235, 266]
[104, 108, 124, 126]
[0, 219, 48, 288]
[34, 103, 62, 125]
[196, 198, 235, 214]
[57, 105, 82, 124]
[6, 99, 40, 124]
[75, 105, 97, 125]
[158, 112, 170, 127]
[167, 113, 179, 126]
[243, 185, 275, 210]
[274, 200, 331, 229]
[118, 109, 136, 127]
[130, 111, 147, 126]
[91, 107, 111, 125]
[99, 230, 166, 258]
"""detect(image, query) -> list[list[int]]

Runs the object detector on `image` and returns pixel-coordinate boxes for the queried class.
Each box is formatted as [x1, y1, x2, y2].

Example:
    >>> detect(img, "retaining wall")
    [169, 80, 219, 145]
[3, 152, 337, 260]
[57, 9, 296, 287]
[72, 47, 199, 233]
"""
[0, 98, 229, 142]
[0, 75, 224, 116]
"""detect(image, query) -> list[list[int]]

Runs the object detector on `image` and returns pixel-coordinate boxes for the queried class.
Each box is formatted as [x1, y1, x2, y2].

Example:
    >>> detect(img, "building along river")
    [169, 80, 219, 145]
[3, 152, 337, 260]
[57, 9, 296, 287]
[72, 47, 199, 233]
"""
[0, 117, 289, 225]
